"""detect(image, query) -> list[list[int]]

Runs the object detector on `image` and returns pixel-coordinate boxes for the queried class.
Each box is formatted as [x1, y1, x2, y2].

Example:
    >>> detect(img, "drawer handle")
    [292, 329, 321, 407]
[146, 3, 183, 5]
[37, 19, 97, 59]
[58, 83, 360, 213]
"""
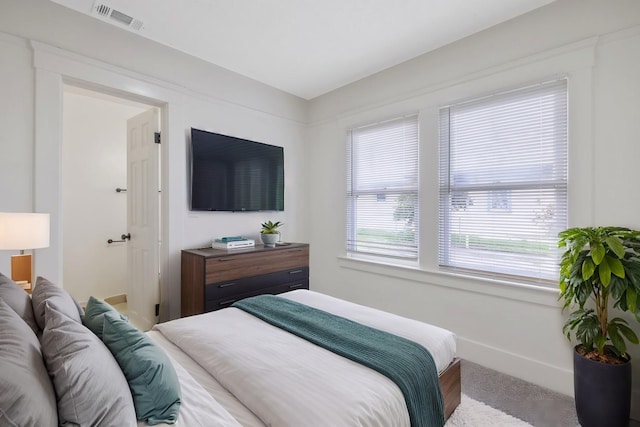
[288, 283, 305, 289]
[218, 282, 236, 288]
[219, 299, 237, 306]
[217, 258, 234, 262]
[288, 269, 304, 275]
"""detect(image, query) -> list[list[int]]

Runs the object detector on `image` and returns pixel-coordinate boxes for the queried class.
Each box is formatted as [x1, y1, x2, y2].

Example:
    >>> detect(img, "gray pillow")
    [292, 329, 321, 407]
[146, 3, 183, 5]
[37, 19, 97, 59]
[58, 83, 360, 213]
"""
[0, 298, 57, 426]
[31, 276, 83, 330]
[41, 303, 137, 427]
[0, 272, 38, 334]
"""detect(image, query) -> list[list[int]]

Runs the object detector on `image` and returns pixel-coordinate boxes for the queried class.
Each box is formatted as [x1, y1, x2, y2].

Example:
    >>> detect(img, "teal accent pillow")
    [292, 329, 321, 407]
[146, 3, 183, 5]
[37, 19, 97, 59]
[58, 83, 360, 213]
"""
[83, 296, 125, 339]
[102, 312, 181, 425]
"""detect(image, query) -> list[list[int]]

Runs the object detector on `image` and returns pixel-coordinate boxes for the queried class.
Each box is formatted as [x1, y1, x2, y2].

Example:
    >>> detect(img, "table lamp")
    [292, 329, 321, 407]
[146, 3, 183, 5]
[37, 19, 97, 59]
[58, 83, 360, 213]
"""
[0, 212, 50, 289]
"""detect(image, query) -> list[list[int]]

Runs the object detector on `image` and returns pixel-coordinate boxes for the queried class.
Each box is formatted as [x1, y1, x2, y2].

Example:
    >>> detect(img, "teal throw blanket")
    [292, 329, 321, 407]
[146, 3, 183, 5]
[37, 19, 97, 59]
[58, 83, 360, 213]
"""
[233, 294, 445, 427]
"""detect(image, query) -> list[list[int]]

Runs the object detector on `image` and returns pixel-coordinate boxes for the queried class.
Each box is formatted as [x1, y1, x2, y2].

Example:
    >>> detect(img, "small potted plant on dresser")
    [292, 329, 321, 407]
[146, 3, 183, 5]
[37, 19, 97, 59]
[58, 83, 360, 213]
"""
[260, 221, 282, 247]
[559, 226, 640, 427]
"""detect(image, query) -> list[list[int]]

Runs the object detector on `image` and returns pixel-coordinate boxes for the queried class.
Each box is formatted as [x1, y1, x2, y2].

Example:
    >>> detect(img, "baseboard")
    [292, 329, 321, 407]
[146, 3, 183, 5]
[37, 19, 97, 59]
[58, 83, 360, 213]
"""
[457, 336, 574, 397]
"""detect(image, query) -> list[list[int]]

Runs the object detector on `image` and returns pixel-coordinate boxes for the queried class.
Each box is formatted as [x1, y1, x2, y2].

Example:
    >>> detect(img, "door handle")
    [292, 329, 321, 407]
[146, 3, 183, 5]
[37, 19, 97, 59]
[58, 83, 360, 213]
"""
[107, 233, 131, 244]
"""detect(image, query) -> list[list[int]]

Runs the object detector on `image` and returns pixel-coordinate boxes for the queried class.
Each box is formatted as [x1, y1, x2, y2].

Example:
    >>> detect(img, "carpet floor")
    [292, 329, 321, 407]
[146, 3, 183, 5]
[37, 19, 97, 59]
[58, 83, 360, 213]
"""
[446, 394, 532, 426]
[461, 359, 640, 427]
[461, 360, 578, 427]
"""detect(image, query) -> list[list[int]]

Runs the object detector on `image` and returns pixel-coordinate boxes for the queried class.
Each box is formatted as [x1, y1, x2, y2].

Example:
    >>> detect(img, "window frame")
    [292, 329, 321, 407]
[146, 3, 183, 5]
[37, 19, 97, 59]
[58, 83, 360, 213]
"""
[346, 114, 420, 261]
[437, 78, 569, 285]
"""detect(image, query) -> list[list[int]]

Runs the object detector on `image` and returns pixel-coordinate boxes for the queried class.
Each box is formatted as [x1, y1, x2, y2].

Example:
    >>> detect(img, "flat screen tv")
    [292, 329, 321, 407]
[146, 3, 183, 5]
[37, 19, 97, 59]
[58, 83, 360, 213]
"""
[189, 128, 284, 211]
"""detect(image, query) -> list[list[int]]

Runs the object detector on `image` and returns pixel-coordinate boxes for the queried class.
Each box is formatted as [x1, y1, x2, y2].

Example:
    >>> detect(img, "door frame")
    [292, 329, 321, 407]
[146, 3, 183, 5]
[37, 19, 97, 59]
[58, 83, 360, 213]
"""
[32, 41, 186, 321]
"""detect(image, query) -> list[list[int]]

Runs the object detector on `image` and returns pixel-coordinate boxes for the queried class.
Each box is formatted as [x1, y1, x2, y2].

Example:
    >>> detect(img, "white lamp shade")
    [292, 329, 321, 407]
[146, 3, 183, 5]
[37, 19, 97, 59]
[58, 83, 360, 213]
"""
[0, 213, 50, 250]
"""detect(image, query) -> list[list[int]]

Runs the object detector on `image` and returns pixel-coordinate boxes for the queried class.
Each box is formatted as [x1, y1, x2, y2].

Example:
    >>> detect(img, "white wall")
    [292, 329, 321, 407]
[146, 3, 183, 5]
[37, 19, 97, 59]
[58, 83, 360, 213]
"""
[0, 34, 34, 265]
[307, 0, 640, 418]
[3, 0, 640, 418]
[0, 0, 310, 320]
[62, 89, 147, 302]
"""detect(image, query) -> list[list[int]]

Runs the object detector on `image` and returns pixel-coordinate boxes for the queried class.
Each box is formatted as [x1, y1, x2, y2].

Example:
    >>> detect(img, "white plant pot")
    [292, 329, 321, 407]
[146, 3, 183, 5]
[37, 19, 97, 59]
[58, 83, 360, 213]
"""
[261, 233, 279, 247]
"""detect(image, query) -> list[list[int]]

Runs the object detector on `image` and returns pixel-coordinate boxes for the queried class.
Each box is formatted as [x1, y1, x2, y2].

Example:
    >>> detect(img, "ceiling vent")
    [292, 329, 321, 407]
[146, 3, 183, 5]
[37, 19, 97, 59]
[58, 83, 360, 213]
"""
[93, 2, 144, 31]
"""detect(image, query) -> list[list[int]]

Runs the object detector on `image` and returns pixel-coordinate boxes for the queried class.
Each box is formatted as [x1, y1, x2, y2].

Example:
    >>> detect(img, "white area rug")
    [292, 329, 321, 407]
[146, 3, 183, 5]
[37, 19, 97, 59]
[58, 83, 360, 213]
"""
[445, 394, 533, 427]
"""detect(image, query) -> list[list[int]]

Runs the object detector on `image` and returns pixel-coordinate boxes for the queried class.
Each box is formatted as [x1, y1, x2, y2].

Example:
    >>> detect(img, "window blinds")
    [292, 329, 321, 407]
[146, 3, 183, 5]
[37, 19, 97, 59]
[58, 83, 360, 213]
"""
[347, 115, 419, 259]
[439, 79, 568, 284]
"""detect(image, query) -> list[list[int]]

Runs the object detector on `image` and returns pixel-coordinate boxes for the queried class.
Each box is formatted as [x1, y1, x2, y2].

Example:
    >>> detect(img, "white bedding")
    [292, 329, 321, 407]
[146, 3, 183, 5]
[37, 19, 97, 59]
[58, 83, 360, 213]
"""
[151, 290, 456, 427]
[146, 330, 265, 427]
[136, 348, 242, 427]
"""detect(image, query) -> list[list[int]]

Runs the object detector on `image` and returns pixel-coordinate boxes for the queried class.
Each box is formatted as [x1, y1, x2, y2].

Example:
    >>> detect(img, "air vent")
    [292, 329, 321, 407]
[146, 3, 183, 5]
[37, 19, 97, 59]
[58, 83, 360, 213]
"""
[110, 9, 133, 26]
[95, 4, 111, 17]
[93, 3, 144, 31]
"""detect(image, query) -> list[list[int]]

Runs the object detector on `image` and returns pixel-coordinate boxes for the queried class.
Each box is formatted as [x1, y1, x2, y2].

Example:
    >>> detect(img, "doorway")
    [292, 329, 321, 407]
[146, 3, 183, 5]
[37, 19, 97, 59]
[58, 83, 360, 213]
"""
[61, 85, 160, 329]
[33, 44, 186, 321]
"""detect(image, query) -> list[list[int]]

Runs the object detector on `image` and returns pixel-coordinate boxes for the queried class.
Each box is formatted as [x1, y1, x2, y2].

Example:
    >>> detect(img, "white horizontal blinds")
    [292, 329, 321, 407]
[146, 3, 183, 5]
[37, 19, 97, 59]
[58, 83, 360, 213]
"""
[439, 79, 568, 284]
[347, 115, 419, 259]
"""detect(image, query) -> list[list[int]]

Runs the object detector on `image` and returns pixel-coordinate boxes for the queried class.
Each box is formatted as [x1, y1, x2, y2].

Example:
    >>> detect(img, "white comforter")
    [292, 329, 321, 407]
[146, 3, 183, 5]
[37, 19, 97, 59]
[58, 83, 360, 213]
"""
[153, 290, 456, 427]
[137, 353, 242, 427]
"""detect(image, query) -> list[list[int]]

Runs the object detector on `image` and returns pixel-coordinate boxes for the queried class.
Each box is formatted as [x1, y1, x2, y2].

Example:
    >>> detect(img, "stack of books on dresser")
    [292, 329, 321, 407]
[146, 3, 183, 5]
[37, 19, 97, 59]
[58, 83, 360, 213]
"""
[211, 236, 255, 249]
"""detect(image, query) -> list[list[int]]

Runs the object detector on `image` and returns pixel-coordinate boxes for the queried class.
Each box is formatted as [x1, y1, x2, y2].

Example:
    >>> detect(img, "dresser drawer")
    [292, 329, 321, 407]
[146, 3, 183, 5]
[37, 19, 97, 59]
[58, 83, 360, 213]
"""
[182, 243, 310, 317]
[205, 280, 309, 312]
[205, 267, 309, 300]
[205, 247, 309, 283]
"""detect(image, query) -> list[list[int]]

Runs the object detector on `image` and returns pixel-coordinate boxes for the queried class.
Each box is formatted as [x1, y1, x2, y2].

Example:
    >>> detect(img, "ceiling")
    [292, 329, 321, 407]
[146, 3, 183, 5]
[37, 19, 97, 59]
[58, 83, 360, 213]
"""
[49, 0, 556, 100]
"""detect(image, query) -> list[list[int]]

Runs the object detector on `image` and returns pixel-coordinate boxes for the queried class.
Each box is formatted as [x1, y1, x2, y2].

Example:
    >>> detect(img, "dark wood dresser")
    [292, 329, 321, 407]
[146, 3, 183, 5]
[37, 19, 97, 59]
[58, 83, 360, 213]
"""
[181, 243, 309, 317]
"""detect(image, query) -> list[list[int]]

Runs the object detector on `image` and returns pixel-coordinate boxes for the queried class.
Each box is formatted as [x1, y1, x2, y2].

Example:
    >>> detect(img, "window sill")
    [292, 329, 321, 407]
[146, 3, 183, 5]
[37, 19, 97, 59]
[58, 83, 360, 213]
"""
[337, 255, 560, 308]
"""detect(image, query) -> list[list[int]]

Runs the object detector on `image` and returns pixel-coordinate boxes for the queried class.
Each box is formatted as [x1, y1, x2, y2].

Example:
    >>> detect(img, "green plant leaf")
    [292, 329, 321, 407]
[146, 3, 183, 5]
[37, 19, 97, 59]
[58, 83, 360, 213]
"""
[609, 276, 626, 300]
[608, 323, 627, 354]
[576, 282, 591, 306]
[591, 242, 605, 265]
[575, 312, 599, 349]
[627, 287, 638, 314]
[627, 263, 640, 289]
[599, 256, 612, 287]
[559, 279, 566, 294]
[606, 236, 626, 259]
[260, 220, 283, 234]
[581, 258, 595, 281]
[594, 333, 606, 354]
[608, 256, 625, 279]
[617, 323, 639, 345]
[610, 316, 629, 325]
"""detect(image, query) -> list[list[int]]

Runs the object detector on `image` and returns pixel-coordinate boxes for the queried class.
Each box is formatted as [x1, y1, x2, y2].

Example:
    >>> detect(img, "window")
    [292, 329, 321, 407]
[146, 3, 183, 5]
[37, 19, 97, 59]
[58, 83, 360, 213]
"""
[488, 190, 511, 212]
[439, 79, 568, 284]
[347, 115, 419, 260]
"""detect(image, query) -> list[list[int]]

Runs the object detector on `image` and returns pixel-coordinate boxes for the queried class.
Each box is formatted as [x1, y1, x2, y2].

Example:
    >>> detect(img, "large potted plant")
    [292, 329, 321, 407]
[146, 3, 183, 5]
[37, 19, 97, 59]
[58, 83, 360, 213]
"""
[559, 226, 640, 427]
[260, 221, 282, 247]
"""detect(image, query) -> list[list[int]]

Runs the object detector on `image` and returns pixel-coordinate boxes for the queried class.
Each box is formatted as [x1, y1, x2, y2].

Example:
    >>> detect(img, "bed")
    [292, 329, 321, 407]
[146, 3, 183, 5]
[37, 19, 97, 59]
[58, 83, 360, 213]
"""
[149, 289, 460, 426]
[0, 273, 460, 427]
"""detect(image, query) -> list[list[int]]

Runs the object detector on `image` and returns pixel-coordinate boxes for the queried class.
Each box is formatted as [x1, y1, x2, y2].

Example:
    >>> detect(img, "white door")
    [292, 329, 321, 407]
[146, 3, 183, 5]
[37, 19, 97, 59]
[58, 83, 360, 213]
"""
[126, 108, 160, 331]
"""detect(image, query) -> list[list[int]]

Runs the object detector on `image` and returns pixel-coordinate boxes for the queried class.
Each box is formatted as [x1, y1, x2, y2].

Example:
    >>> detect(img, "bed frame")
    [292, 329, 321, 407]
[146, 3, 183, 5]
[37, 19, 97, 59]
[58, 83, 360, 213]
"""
[439, 357, 462, 419]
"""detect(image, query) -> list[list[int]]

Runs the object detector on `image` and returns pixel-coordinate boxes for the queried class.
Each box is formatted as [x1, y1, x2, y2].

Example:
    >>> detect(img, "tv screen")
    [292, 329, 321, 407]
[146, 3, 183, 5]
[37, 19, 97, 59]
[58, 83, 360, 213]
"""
[190, 128, 284, 211]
